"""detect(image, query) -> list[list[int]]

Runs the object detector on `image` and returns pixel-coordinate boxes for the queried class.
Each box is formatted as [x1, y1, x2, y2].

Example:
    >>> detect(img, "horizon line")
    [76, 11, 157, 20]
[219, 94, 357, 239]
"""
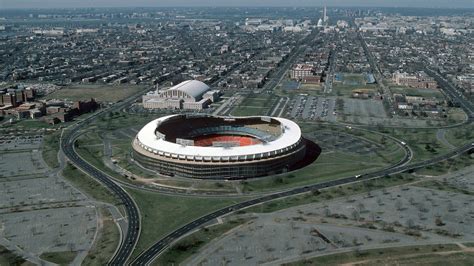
[1, 5, 474, 10]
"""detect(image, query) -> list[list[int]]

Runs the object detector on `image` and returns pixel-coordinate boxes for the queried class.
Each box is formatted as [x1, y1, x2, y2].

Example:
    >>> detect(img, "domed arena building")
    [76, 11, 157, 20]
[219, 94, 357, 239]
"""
[132, 114, 306, 179]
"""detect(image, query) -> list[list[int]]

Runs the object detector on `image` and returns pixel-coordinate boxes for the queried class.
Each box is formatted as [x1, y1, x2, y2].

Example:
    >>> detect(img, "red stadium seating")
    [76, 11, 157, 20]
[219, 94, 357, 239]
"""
[193, 134, 261, 147]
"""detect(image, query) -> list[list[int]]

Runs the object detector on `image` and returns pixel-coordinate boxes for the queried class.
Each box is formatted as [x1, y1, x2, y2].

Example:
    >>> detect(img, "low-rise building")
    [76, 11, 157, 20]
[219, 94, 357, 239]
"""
[392, 71, 438, 89]
[142, 80, 219, 110]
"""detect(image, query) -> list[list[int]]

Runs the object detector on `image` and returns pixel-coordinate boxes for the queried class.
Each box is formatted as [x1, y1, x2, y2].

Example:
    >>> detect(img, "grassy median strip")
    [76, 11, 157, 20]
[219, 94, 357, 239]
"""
[0, 245, 31, 266]
[244, 173, 418, 214]
[154, 217, 250, 265]
[62, 163, 120, 206]
[82, 207, 121, 266]
[42, 131, 61, 169]
[39, 251, 77, 265]
[126, 188, 246, 260]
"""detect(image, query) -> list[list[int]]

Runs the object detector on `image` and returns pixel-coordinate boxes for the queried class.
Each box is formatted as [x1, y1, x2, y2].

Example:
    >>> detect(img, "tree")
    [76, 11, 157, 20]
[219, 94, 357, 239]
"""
[376, 197, 384, 206]
[406, 218, 416, 229]
[323, 207, 331, 217]
[447, 202, 457, 212]
[395, 199, 403, 211]
[351, 209, 360, 221]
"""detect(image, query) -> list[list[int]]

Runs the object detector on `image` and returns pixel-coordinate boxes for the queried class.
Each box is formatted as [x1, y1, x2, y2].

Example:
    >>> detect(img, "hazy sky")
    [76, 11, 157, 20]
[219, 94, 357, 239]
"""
[2, 0, 473, 9]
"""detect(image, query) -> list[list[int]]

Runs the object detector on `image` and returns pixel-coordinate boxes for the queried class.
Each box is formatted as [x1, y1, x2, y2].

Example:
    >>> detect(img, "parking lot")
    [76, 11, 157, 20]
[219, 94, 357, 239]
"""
[306, 130, 380, 155]
[0, 134, 43, 151]
[1, 207, 96, 255]
[287, 95, 336, 122]
[341, 98, 388, 124]
[187, 167, 474, 265]
[0, 135, 98, 264]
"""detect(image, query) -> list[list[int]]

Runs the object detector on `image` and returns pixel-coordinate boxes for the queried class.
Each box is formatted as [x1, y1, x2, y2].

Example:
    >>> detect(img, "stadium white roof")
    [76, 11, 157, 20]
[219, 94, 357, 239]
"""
[136, 115, 302, 159]
[167, 80, 210, 99]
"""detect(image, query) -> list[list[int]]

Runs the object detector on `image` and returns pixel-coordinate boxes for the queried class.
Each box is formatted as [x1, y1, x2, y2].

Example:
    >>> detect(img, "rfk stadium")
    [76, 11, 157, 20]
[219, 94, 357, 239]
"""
[132, 114, 306, 179]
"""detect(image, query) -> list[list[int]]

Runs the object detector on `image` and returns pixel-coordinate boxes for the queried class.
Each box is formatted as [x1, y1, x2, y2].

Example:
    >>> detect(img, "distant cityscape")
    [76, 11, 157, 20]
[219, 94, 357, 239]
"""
[0, 6, 473, 266]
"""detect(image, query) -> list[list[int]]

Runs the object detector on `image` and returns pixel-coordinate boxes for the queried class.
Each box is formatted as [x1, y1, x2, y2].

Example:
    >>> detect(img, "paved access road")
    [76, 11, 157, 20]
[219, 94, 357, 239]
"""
[62, 131, 140, 264]
[132, 142, 473, 265]
[59, 81, 165, 264]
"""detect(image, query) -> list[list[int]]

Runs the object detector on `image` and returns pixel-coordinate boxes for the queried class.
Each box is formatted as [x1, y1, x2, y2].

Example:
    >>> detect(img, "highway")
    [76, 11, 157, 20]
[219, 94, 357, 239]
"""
[132, 142, 473, 265]
[424, 67, 474, 120]
[62, 135, 140, 264]
[59, 81, 169, 264]
[58, 29, 473, 265]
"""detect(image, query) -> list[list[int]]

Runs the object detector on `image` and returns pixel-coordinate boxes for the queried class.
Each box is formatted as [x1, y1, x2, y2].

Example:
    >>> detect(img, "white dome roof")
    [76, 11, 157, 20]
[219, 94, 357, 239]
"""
[167, 80, 210, 99]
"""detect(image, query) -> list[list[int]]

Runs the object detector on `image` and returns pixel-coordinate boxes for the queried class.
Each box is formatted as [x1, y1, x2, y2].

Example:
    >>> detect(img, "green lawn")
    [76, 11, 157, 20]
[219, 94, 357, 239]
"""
[39, 251, 77, 265]
[244, 173, 417, 214]
[151, 173, 422, 264]
[381, 127, 451, 162]
[0, 245, 31, 266]
[74, 118, 407, 195]
[82, 208, 121, 265]
[127, 188, 246, 259]
[242, 151, 389, 193]
[154, 217, 249, 265]
[414, 153, 473, 176]
[75, 139, 120, 179]
[390, 86, 445, 99]
[231, 93, 278, 116]
[444, 124, 474, 147]
[332, 84, 378, 97]
[62, 163, 120, 206]
[42, 131, 61, 169]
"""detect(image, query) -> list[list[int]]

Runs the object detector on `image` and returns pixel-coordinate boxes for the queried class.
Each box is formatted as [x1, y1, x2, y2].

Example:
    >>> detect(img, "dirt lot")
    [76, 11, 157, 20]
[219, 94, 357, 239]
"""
[44, 84, 144, 102]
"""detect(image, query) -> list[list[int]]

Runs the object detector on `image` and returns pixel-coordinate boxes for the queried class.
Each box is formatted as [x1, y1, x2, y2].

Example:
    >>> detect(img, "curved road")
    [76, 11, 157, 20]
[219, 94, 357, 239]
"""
[60, 35, 473, 265]
[92, 120, 413, 198]
[131, 142, 472, 265]
[59, 86, 157, 264]
[62, 129, 140, 264]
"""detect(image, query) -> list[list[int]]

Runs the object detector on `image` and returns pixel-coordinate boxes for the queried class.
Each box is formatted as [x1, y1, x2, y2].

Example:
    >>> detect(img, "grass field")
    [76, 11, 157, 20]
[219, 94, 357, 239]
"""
[151, 173, 421, 264]
[244, 173, 417, 214]
[62, 163, 120, 206]
[39, 251, 77, 265]
[286, 244, 470, 266]
[444, 124, 474, 147]
[82, 208, 121, 265]
[42, 131, 61, 168]
[380, 127, 452, 163]
[44, 84, 144, 102]
[390, 86, 445, 99]
[231, 93, 278, 116]
[241, 151, 391, 193]
[0, 245, 31, 266]
[126, 188, 246, 259]
[414, 153, 474, 176]
[153, 217, 249, 265]
[1, 119, 65, 131]
[332, 84, 379, 97]
[73, 117, 407, 195]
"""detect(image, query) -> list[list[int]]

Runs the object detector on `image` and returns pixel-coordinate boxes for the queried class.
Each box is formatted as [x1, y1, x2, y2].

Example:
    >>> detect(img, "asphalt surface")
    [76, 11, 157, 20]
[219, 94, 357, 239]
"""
[131, 141, 472, 265]
[62, 132, 140, 265]
[59, 84, 162, 264]
[424, 67, 474, 120]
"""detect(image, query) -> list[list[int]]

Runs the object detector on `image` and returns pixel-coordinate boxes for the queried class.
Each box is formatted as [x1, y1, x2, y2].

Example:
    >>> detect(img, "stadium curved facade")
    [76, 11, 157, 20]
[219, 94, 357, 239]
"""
[132, 114, 306, 179]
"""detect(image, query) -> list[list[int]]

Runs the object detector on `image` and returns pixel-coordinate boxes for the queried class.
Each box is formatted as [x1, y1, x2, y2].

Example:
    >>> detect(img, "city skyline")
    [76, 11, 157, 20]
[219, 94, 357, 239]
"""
[2, 0, 473, 9]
